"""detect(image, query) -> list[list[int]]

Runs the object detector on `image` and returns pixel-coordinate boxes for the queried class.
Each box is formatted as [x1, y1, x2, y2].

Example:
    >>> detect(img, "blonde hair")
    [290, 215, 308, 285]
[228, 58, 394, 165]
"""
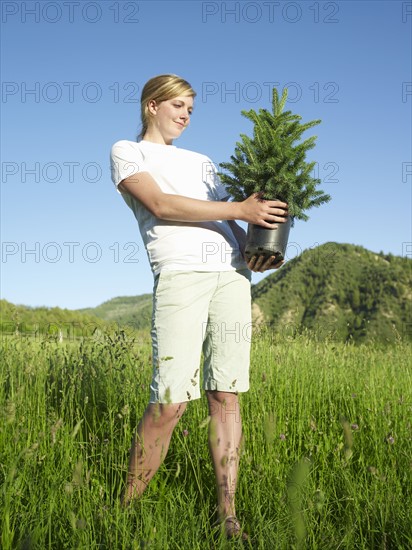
[137, 74, 196, 140]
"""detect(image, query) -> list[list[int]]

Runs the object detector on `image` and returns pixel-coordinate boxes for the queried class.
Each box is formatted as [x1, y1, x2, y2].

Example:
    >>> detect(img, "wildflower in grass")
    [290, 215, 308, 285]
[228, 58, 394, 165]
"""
[164, 387, 173, 404]
[287, 458, 311, 546]
[263, 413, 276, 445]
[76, 518, 87, 530]
[386, 433, 395, 445]
[340, 417, 353, 460]
[314, 489, 325, 513]
[199, 416, 211, 429]
[182, 429, 189, 437]
[279, 433, 286, 440]
[72, 460, 83, 487]
[5, 399, 16, 424]
[50, 418, 63, 445]
[368, 466, 386, 481]
[351, 423, 359, 431]
[71, 419, 83, 439]
[25, 442, 39, 457]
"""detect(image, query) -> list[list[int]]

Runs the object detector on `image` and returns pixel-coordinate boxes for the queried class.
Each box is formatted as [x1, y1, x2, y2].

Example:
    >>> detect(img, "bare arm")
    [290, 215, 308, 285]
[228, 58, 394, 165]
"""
[118, 172, 288, 227]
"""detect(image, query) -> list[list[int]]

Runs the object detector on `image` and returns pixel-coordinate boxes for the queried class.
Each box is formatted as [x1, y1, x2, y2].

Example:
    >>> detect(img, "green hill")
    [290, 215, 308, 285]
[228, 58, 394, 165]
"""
[79, 294, 152, 331]
[2, 243, 411, 344]
[251, 242, 411, 343]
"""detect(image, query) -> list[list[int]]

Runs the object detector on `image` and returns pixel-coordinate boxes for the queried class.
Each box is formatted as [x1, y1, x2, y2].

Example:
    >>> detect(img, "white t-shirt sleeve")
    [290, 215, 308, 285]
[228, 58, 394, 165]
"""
[110, 140, 146, 194]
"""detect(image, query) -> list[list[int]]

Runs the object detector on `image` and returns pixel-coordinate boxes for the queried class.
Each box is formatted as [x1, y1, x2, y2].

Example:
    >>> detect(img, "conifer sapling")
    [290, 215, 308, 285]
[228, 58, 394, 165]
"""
[218, 87, 331, 223]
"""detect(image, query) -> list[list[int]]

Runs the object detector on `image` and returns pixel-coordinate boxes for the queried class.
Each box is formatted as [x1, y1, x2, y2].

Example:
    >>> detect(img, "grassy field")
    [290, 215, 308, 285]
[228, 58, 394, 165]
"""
[1, 329, 411, 549]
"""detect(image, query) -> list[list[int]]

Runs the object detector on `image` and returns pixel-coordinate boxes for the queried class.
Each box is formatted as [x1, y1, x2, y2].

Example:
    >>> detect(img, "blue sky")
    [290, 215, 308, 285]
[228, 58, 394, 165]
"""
[1, 0, 411, 309]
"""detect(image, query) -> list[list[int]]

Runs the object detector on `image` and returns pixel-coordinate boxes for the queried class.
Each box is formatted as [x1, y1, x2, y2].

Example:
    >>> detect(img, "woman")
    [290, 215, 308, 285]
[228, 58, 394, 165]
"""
[110, 74, 288, 539]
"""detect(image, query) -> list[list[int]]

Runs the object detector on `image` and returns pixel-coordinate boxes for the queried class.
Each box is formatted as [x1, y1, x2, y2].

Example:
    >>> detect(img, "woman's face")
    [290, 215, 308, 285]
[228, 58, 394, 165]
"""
[147, 95, 194, 143]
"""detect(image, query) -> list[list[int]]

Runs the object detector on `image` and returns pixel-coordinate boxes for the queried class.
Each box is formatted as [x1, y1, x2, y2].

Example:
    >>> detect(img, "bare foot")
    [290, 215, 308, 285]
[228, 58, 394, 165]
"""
[120, 482, 138, 508]
[223, 516, 249, 541]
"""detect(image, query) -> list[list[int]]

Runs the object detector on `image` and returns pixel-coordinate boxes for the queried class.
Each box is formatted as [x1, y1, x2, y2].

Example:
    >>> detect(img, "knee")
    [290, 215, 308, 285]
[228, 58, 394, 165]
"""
[207, 391, 240, 419]
[146, 402, 187, 428]
[207, 390, 239, 407]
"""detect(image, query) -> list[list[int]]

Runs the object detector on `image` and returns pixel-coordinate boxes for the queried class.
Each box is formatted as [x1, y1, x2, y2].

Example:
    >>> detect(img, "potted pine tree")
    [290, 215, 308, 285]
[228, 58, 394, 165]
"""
[218, 87, 331, 262]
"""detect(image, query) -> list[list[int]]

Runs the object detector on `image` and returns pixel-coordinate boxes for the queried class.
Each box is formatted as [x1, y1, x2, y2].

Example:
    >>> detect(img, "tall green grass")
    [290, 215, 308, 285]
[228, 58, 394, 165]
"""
[1, 330, 411, 549]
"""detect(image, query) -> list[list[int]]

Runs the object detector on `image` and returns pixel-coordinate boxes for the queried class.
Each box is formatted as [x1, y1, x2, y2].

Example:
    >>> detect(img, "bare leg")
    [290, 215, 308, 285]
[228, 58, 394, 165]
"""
[122, 401, 187, 505]
[206, 391, 243, 521]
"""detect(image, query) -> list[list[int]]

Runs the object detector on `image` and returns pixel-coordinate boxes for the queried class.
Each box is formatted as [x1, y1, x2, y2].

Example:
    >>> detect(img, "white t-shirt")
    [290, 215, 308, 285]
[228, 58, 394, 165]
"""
[110, 140, 247, 275]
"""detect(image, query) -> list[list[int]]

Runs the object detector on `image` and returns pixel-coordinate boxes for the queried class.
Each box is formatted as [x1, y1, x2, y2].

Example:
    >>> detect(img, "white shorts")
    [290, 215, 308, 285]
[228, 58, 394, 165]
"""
[149, 270, 252, 403]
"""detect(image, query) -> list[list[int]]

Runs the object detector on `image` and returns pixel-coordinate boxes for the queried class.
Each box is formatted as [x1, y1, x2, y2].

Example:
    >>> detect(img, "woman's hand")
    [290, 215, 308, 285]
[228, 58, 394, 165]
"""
[247, 254, 284, 272]
[237, 193, 288, 227]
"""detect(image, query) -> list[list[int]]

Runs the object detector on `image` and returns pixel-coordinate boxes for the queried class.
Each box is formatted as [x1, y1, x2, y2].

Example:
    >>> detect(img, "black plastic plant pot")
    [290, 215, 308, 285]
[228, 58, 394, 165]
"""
[244, 216, 292, 263]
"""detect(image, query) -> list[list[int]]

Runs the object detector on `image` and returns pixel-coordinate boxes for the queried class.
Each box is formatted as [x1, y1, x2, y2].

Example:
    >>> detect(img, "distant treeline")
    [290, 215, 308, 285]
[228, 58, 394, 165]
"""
[2, 243, 411, 344]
